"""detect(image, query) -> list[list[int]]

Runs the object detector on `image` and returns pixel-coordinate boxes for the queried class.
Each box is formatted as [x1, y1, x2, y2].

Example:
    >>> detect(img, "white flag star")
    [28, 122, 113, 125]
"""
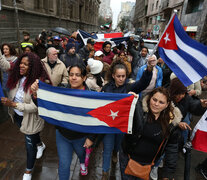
[164, 33, 171, 44]
[109, 110, 119, 120]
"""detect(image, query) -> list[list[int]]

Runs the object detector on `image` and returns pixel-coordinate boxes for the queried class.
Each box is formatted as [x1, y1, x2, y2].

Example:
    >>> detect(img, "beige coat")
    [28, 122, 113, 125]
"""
[86, 73, 105, 92]
[0, 51, 44, 134]
[8, 83, 44, 135]
[41, 57, 68, 86]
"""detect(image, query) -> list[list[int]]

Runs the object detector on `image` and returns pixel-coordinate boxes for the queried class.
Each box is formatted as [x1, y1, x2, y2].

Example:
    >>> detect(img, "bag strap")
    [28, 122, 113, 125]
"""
[151, 137, 166, 164]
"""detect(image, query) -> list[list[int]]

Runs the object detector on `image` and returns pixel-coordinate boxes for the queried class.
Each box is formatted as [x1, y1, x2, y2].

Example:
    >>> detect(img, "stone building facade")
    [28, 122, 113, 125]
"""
[0, 0, 101, 45]
[133, 0, 184, 38]
[181, 0, 207, 45]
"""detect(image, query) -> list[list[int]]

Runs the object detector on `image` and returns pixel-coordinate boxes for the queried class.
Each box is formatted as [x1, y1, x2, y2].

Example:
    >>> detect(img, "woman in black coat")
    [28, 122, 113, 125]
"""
[120, 87, 183, 180]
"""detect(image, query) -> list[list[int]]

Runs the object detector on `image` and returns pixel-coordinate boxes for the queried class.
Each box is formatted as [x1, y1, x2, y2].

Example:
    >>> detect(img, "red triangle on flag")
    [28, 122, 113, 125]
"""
[158, 15, 178, 50]
[87, 95, 134, 133]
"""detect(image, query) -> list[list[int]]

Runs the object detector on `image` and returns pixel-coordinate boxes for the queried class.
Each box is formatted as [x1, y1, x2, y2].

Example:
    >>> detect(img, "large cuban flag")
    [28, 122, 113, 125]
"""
[191, 110, 207, 153]
[158, 13, 207, 87]
[78, 29, 129, 51]
[37, 81, 138, 134]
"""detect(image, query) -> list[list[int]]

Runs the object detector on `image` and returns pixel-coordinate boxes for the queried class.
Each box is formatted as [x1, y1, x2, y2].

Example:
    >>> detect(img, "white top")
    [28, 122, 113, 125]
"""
[14, 77, 26, 116]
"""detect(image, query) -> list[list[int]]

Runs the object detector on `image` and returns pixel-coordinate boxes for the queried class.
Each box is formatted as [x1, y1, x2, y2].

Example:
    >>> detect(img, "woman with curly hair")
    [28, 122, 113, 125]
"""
[0, 52, 51, 180]
[1, 43, 18, 93]
[100, 59, 153, 179]
[120, 87, 182, 180]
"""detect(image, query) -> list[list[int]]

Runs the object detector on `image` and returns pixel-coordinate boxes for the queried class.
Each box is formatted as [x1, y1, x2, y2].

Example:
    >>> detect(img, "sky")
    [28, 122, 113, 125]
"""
[110, 0, 136, 29]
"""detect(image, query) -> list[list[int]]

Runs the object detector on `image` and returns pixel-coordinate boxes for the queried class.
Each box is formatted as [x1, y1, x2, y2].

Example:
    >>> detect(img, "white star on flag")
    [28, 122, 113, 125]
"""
[109, 110, 119, 120]
[164, 33, 171, 44]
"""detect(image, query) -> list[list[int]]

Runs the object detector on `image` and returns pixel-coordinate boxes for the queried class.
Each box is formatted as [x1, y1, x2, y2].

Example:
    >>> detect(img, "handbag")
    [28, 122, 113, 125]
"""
[125, 138, 166, 180]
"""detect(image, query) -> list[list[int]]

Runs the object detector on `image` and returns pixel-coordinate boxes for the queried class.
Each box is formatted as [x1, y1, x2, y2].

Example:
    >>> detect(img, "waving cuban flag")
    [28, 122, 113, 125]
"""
[37, 81, 137, 134]
[158, 13, 207, 87]
[78, 29, 129, 51]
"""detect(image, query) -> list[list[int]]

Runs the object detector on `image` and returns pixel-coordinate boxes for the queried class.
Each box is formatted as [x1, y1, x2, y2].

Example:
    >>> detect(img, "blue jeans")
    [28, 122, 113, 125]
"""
[56, 130, 86, 180]
[103, 134, 115, 172]
[14, 113, 41, 171]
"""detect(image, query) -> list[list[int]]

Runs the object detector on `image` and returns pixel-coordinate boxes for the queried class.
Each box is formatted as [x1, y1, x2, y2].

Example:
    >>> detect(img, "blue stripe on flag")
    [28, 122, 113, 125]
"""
[174, 15, 207, 55]
[159, 47, 193, 86]
[79, 30, 98, 39]
[39, 81, 130, 101]
[38, 99, 92, 117]
[41, 116, 123, 134]
[176, 47, 207, 77]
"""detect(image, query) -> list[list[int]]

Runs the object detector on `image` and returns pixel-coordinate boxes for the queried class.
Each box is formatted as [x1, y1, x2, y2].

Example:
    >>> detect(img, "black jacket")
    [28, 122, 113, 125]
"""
[174, 94, 207, 120]
[60, 53, 84, 68]
[101, 69, 152, 94]
[56, 84, 97, 142]
[122, 96, 182, 179]
[78, 46, 90, 65]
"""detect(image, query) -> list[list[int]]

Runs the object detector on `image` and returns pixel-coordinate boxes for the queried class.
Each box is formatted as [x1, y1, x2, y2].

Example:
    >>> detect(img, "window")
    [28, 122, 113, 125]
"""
[149, 17, 152, 24]
[186, 0, 204, 14]
[156, 1, 159, 9]
[151, 3, 154, 11]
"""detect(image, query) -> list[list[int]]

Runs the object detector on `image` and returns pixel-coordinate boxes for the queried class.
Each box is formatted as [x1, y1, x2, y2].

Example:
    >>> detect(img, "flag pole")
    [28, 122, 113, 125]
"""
[150, 10, 177, 56]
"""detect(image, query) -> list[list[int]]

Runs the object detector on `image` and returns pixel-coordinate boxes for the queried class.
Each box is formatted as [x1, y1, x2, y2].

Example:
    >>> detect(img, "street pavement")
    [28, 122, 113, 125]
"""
[0, 91, 206, 180]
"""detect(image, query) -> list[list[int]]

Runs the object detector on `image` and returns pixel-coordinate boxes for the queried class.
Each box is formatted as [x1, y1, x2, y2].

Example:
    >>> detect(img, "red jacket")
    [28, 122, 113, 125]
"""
[101, 50, 114, 65]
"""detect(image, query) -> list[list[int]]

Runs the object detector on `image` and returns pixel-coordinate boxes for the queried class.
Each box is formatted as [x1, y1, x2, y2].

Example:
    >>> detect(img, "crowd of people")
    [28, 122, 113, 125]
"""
[0, 30, 207, 180]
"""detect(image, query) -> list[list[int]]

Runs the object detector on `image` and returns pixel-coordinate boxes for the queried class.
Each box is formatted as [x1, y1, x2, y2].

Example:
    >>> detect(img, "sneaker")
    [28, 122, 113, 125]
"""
[23, 173, 32, 180]
[36, 142, 46, 159]
[101, 171, 109, 180]
[80, 166, 88, 176]
[85, 148, 93, 167]
[150, 166, 158, 180]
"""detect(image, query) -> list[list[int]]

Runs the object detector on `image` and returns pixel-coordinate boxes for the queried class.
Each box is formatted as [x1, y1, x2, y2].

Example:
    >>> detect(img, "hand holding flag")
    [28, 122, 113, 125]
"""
[37, 81, 138, 134]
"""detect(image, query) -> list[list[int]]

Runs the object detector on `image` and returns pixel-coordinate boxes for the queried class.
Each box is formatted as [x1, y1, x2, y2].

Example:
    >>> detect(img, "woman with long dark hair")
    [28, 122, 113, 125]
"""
[0, 52, 51, 180]
[31, 63, 96, 180]
[120, 87, 182, 180]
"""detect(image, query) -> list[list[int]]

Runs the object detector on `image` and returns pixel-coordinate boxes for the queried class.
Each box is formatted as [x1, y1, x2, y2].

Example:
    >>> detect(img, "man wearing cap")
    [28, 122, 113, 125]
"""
[20, 31, 35, 51]
[60, 43, 84, 69]
[78, 38, 95, 65]
[94, 50, 110, 82]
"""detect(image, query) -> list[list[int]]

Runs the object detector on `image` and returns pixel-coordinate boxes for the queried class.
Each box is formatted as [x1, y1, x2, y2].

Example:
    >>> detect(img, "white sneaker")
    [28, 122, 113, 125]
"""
[150, 166, 158, 180]
[36, 142, 46, 159]
[23, 173, 32, 180]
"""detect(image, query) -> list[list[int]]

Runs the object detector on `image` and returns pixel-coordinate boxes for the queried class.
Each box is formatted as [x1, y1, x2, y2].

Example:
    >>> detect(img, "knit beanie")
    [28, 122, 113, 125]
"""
[169, 78, 187, 97]
[88, 58, 103, 75]
[66, 43, 75, 52]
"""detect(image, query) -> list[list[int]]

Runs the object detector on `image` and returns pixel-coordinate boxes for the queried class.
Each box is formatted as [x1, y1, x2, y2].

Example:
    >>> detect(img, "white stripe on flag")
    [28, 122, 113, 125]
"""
[175, 32, 207, 68]
[37, 89, 114, 109]
[163, 49, 202, 82]
[128, 96, 138, 134]
[97, 34, 104, 39]
[39, 107, 108, 126]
